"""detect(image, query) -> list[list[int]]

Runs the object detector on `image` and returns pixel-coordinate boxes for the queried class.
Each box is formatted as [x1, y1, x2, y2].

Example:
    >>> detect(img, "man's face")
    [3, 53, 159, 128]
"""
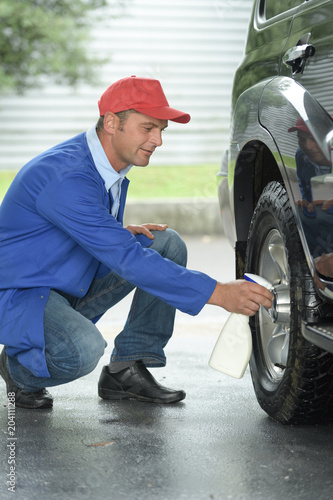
[111, 112, 168, 170]
[297, 130, 331, 166]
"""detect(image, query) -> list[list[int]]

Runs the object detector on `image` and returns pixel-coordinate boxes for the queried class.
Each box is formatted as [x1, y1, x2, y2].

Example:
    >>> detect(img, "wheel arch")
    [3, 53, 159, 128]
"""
[233, 140, 283, 277]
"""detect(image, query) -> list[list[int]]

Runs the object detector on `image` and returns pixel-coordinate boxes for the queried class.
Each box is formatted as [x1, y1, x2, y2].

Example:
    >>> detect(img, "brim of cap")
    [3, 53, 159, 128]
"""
[133, 106, 191, 123]
[288, 126, 310, 133]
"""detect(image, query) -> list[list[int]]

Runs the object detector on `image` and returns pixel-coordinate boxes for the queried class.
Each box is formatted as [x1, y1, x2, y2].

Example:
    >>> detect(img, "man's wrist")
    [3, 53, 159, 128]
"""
[207, 281, 225, 306]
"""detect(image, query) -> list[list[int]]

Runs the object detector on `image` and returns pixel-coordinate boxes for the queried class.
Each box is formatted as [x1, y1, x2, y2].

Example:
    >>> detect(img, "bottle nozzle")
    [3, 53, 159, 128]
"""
[244, 273, 273, 291]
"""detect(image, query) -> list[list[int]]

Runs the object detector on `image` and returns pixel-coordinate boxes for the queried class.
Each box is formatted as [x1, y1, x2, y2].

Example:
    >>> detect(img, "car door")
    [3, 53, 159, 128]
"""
[281, 0, 333, 117]
[282, 0, 333, 275]
[259, 0, 333, 284]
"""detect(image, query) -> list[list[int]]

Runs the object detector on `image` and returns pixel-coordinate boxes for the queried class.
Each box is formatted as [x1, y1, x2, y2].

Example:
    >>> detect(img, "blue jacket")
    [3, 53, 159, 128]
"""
[0, 133, 216, 377]
[296, 147, 331, 202]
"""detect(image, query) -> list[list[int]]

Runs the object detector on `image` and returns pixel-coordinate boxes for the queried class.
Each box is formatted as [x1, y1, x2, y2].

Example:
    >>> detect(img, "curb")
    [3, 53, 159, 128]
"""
[123, 198, 224, 236]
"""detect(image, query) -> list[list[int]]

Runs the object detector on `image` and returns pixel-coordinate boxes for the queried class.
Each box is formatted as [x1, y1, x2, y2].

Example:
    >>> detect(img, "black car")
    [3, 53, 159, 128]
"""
[218, 0, 333, 424]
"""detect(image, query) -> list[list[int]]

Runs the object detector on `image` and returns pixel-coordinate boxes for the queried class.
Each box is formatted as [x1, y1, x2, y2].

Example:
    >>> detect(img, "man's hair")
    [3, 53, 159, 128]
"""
[96, 109, 138, 132]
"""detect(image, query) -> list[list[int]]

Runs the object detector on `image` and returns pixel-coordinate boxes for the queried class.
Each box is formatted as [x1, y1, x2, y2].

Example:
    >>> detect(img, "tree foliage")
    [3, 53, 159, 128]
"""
[0, 0, 109, 94]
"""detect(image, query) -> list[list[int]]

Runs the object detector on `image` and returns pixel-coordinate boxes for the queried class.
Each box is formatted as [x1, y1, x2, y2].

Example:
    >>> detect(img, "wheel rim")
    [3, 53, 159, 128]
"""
[258, 229, 291, 382]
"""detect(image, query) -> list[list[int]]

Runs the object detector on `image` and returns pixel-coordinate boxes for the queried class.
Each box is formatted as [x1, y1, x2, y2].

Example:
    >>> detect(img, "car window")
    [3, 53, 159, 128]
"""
[264, 0, 304, 19]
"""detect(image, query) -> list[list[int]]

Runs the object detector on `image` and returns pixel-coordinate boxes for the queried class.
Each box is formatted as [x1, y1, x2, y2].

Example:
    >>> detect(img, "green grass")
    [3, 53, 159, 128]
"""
[0, 171, 17, 200]
[127, 164, 220, 198]
[0, 164, 220, 200]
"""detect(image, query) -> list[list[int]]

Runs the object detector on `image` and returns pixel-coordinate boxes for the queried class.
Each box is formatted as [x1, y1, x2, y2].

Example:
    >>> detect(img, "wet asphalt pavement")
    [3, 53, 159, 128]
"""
[1, 236, 333, 500]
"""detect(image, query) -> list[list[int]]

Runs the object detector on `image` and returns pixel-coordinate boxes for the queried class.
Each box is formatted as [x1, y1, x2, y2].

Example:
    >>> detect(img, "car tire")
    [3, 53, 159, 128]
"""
[245, 181, 333, 424]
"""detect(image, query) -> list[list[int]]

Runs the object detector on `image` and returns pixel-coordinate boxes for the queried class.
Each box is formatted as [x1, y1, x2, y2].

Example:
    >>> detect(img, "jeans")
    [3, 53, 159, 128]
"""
[8, 229, 187, 391]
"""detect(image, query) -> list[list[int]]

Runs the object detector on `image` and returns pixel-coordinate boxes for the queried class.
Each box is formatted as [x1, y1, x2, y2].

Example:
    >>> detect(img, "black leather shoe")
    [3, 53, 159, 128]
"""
[98, 360, 186, 404]
[0, 348, 53, 409]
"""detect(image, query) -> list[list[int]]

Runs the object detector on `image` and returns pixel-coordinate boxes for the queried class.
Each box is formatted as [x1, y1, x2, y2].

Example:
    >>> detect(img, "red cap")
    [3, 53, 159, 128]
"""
[288, 117, 311, 133]
[98, 76, 190, 124]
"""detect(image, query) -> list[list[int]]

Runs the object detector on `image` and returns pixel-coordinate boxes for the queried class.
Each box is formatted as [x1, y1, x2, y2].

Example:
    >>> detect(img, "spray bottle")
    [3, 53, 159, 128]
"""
[208, 273, 274, 379]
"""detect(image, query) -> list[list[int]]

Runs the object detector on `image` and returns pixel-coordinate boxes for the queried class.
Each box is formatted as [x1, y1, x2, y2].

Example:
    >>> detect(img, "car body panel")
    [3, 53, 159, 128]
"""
[281, 0, 333, 118]
[259, 76, 333, 296]
[218, 0, 333, 353]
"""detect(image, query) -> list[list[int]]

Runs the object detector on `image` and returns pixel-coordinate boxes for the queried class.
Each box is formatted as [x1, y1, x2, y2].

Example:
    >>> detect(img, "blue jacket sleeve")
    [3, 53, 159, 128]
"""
[36, 172, 216, 316]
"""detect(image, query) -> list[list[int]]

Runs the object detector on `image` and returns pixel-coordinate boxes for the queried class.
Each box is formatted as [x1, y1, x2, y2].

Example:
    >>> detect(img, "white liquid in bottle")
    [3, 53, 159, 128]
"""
[208, 274, 273, 379]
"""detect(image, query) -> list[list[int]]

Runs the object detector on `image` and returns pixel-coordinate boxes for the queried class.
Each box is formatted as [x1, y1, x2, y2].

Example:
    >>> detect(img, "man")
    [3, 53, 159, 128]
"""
[0, 76, 273, 409]
[289, 117, 333, 258]
[288, 117, 332, 216]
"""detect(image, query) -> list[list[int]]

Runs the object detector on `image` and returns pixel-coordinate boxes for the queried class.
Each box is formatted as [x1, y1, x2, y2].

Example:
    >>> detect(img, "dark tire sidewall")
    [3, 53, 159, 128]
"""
[246, 182, 319, 422]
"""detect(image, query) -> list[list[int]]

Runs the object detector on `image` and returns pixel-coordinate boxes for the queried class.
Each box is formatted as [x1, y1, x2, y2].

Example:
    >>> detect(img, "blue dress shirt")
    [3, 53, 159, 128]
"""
[86, 125, 132, 218]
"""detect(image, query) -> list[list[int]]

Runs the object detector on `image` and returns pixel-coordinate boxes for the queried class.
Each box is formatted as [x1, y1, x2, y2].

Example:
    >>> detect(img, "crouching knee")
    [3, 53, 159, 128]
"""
[46, 333, 107, 382]
[150, 228, 187, 267]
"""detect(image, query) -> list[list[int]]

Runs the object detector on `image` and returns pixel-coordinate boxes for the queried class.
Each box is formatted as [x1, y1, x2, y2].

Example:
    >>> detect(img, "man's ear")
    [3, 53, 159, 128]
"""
[103, 112, 118, 134]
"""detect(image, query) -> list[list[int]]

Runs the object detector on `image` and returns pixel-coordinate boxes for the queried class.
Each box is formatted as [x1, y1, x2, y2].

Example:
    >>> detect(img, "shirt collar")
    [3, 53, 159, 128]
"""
[86, 125, 132, 191]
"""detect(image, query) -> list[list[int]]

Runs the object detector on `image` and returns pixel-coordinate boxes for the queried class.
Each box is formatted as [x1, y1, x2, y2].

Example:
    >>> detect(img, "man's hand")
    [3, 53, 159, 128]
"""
[207, 280, 274, 316]
[296, 199, 315, 213]
[319, 199, 333, 211]
[125, 223, 168, 240]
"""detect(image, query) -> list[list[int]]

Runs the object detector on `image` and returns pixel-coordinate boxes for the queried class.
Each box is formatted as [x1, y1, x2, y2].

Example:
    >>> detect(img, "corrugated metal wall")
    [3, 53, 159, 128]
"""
[0, 0, 253, 170]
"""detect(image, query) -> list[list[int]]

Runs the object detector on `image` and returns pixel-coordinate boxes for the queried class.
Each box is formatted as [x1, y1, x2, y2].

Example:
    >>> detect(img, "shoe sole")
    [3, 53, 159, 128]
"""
[98, 387, 186, 404]
[15, 401, 53, 410]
